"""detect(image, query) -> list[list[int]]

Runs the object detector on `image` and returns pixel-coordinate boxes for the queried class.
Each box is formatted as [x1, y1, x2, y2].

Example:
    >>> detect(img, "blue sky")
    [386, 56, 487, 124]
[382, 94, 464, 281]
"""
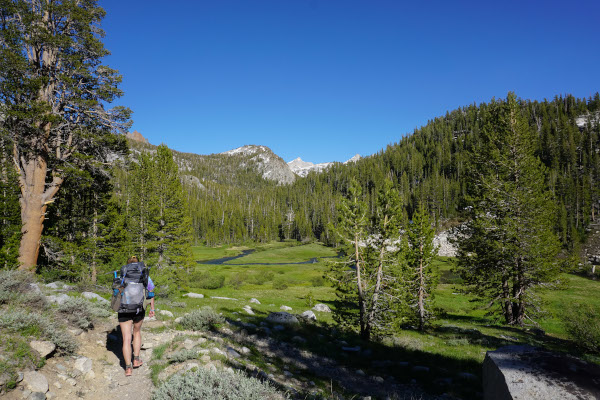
[101, 0, 600, 164]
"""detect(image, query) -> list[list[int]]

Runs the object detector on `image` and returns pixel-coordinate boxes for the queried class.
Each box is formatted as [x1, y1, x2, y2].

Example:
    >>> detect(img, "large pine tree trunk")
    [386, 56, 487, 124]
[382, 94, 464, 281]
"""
[18, 157, 49, 271]
[16, 154, 63, 272]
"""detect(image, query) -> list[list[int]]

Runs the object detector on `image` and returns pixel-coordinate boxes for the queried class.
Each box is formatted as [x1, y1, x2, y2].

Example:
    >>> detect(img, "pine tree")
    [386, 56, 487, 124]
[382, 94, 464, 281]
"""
[455, 93, 561, 325]
[0, 0, 131, 271]
[0, 134, 21, 269]
[403, 205, 437, 331]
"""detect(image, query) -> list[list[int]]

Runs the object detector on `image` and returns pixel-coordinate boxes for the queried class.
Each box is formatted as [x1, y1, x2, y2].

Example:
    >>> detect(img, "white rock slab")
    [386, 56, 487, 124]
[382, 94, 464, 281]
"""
[312, 303, 332, 312]
[183, 293, 204, 298]
[81, 292, 109, 304]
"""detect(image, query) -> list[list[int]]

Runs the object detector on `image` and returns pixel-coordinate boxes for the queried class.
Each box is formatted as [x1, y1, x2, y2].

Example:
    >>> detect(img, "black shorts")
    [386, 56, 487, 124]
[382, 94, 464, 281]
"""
[118, 310, 146, 323]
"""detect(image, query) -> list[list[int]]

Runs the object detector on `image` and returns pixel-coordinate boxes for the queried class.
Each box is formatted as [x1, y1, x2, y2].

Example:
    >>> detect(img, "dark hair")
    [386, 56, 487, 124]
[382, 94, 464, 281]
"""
[127, 256, 139, 263]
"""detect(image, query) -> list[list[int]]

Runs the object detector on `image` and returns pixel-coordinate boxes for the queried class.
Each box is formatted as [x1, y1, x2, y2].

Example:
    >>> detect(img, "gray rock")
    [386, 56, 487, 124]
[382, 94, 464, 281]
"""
[159, 310, 174, 318]
[280, 305, 292, 311]
[300, 310, 317, 320]
[292, 336, 306, 344]
[29, 341, 55, 358]
[210, 296, 238, 300]
[226, 347, 241, 358]
[483, 345, 600, 400]
[266, 312, 299, 325]
[273, 325, 285, 331]
[74, 356, 92, 374]
[241, 347, 251, 355]
[312, 303, 332, 313]
[249, 298, 261, 304]
[81, 292, 109, 304]
[242, 305, 255, 315]
[23, 371, 48, 393]
[28, 283, 42, 294]
[45, 294, 69, 305]
[183, 293, 204, 299]
[45, 282, 62, 290]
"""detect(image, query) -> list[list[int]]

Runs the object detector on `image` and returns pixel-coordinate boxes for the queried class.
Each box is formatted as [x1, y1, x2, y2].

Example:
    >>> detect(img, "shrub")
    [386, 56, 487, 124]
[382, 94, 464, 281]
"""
[0, 270, 35, 305]
[179, 307, 224, 331]
[272, 278, 288, 290]
[310, 276, 325, 287]
[248, 270, 274, 285]
[190, 272, 225, 289]
[229, 273, 247, 290]
[152, 368, 288, 400]
[57, 297, 111, 330]
[562, 303, 600, 353]
[0, 310, 77, 354]
[168, 349, 198, 363]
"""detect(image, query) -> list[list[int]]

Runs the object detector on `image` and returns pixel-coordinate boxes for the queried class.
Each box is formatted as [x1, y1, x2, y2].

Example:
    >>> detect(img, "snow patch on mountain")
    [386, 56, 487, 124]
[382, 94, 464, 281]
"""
[288, 154, 361, 177]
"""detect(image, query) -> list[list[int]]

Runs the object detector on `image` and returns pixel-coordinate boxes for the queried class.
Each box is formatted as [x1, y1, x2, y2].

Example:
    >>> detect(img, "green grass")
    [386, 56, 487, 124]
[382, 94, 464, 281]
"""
[224, 242, 337, 264]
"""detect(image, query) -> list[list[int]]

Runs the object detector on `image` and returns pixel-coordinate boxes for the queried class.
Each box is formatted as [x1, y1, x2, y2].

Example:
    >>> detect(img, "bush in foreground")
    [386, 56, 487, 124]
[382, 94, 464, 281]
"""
[179, 307, 224, 331]
[57, 297, 112, 330]
[562, 303, 600, 353]
[152, 369, 288, 400]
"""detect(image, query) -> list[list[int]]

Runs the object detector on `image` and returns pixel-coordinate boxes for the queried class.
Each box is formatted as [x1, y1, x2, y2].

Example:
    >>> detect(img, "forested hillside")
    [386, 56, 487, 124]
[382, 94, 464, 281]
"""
[174, 93, 600, 249]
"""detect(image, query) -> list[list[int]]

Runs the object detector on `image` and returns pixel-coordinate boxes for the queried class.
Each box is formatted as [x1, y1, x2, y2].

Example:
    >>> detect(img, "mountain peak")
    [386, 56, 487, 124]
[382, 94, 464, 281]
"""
[344, 154, 361, 164]
[126, 130, 149, 144]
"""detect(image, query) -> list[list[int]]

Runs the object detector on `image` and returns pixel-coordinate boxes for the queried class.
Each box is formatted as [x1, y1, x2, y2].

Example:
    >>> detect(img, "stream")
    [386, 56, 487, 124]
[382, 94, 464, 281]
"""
[198, 249, 342, 265]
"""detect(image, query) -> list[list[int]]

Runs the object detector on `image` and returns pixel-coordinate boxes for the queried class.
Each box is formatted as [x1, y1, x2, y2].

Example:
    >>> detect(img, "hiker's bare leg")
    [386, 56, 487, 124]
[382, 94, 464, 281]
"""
[119, 320, 133, 367]
[132, 318, 144, 366]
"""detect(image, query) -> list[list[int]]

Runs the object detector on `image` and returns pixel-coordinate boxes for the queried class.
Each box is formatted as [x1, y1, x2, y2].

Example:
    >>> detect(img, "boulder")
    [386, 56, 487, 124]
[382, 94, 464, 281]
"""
[81, 292, 109, 304]
[159, 310, 174, 318]
[211, 296, 238, 300]
[45, 294, 69, 305]
[249, 298, 261, 304]
[45, 282, 62, 290]
[74, 356, 92, 374]
[266, 312, 299, 325]
[280, 305, 292, 311]
[242, 305, 255, 315]
[183, 293, 204, 299]
[29, 341, 56, 358]
[28, 283, 42, 294]
[483, 345, 600, 400]
[312, 303, 332, 313]
[23, 371, 48, 393]
[342, 345, 361, 352]
[300, 310, 317, 320]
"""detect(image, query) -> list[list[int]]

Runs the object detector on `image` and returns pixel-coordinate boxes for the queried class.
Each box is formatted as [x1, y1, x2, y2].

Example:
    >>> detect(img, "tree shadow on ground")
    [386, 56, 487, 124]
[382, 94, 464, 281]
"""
[216, 306, 483, 399]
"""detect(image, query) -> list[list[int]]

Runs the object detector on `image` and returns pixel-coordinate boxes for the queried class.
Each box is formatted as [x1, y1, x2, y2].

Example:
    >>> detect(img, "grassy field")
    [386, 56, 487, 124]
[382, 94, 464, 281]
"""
[164, 241, 600, 398]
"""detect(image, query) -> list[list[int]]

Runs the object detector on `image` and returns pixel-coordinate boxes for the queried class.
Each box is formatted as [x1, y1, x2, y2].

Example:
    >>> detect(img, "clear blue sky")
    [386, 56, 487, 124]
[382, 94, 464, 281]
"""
[101, 0, 600, 164]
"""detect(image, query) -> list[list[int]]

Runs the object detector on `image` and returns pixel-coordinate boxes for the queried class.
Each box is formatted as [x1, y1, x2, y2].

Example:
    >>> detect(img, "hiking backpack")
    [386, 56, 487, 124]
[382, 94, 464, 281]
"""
[118, 262, 149, 314]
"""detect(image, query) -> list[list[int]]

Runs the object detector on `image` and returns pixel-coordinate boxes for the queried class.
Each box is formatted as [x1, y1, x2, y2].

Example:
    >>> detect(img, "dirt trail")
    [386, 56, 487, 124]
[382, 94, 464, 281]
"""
[6, 316, 161, 400]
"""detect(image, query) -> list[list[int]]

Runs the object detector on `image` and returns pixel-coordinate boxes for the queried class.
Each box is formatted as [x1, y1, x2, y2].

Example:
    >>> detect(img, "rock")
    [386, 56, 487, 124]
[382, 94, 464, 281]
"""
[210, 348, 226, 357]
[412, 366, 430, 374]
[66, 378, 76, 386]
[183, 293, 204, 299]
[45, 294, 69, 305]
[30, 392, 48, 400]
[273, 325, 285, 331]
[183, 339, 195, 350]
[342, 346, 361, 352]
[300, 310, 317, 320]
[74, 356, 92, 374]
[159, 310, 174, 318]
[225, 367, 234, 374]
[249, 298, 261, 304]
[174, 317, 183, 323]
[29, 341, 55, 358]
[23, 371, 48, 393]
[81, 292, 109, 304]
[210, 296, 238, 300]
[356, 369, 365, 376]
[200, 355, 211, 363]
[45, 282, 62, 290]
[22, 389, 32, 398]
[292, 336, 306, 344]
[280, 305, 292, 311]
[226, 347, 241, 358]
[28, 283, 42, 293]
[241, 347, 251, 355]
[371, 376, 384, 383]
[283, 370, 293, 377]
[45, 391, 56, 399]
[266, 312, 299, 325]
[84, 370, 95, 380]
[312, 303, 331, 313]
[242, 305, 255, 315]
[483, 345, 600, 400]
[53, 382, 61, 390]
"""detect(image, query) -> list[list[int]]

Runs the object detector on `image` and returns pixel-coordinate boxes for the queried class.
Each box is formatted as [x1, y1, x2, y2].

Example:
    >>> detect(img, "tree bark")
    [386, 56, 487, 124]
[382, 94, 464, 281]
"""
[17, 154, 62, 271]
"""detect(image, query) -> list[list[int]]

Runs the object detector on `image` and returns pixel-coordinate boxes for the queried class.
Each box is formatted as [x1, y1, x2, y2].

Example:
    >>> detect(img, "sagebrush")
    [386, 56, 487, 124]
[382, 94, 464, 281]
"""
[179, 307, 224, 331]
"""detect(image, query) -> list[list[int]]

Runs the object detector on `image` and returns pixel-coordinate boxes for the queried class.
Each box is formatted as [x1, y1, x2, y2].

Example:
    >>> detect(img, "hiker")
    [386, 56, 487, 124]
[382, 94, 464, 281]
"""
[118, 256, 155, 377]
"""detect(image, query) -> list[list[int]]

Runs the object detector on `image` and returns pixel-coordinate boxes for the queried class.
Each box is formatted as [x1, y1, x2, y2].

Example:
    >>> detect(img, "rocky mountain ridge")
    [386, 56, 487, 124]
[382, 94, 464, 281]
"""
[287, 154, 361, 177]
